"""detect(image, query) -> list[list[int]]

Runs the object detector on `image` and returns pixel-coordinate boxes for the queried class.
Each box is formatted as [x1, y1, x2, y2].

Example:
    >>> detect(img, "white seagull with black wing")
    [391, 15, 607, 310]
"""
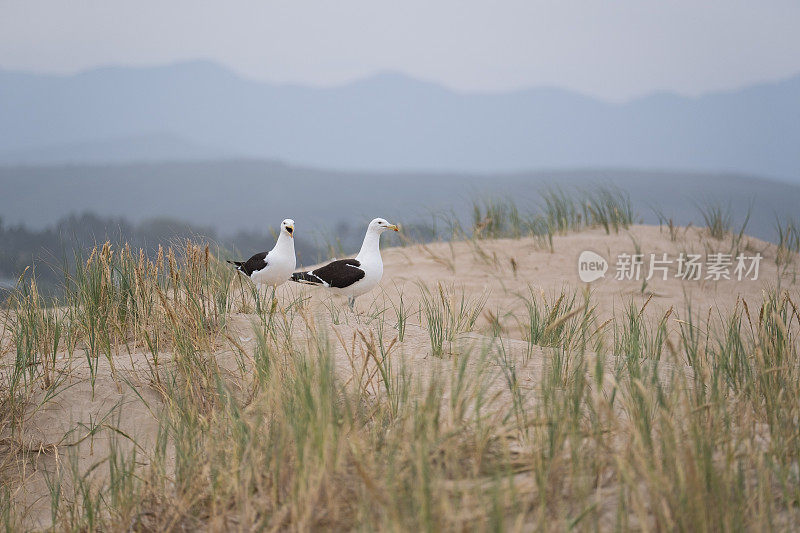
[291, 218, 399, 309]
[227, 219, 296, 288]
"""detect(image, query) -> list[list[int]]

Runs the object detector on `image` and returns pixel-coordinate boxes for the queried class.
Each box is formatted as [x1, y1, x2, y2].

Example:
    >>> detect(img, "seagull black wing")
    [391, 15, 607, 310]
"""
[227, 251, 268, 277]
[291, 259, 364, 288]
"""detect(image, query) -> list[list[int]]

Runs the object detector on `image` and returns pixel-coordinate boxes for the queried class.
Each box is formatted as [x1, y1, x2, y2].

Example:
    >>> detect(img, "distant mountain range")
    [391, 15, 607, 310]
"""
[1, 61, 799, 179]
[0, 132, 231, 165]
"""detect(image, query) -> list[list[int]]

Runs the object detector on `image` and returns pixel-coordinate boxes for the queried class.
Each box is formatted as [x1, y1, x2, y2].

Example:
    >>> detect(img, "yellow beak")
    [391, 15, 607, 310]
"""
[287, 227, 294, 238]
[387, 224, 399, 232]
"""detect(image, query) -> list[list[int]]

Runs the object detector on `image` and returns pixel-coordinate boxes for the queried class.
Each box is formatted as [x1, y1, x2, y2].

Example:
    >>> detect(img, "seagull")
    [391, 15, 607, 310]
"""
[291, 218, 399, 309]
[227, 219, 296, 290]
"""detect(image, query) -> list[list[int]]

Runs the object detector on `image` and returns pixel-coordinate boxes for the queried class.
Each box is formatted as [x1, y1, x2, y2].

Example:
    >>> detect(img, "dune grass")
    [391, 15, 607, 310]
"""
[470, 185, 634, 247]
[418, 282, 487, 358]
[698, 201, 733, 241]
[517, 286, 598, 353]
[1, 199, 799, 531]
[775, 215, 800, 269]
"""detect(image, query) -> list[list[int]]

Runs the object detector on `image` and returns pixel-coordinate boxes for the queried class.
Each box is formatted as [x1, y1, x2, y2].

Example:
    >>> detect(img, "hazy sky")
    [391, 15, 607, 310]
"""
[2, 0, 799, 101]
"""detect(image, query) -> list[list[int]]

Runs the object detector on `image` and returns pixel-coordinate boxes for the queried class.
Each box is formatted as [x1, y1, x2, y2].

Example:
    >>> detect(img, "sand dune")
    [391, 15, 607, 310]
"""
[2, 224, 798, 530]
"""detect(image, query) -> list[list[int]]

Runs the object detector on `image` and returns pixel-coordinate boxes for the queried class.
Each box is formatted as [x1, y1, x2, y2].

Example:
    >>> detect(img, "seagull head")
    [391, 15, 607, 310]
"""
[368, 218, 399, 234]
[281, 219, 295, 238]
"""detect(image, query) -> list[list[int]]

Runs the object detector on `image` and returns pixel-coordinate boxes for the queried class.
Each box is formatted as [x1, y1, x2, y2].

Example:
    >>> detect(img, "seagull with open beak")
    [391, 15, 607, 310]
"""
[227, 218, 297, 288]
